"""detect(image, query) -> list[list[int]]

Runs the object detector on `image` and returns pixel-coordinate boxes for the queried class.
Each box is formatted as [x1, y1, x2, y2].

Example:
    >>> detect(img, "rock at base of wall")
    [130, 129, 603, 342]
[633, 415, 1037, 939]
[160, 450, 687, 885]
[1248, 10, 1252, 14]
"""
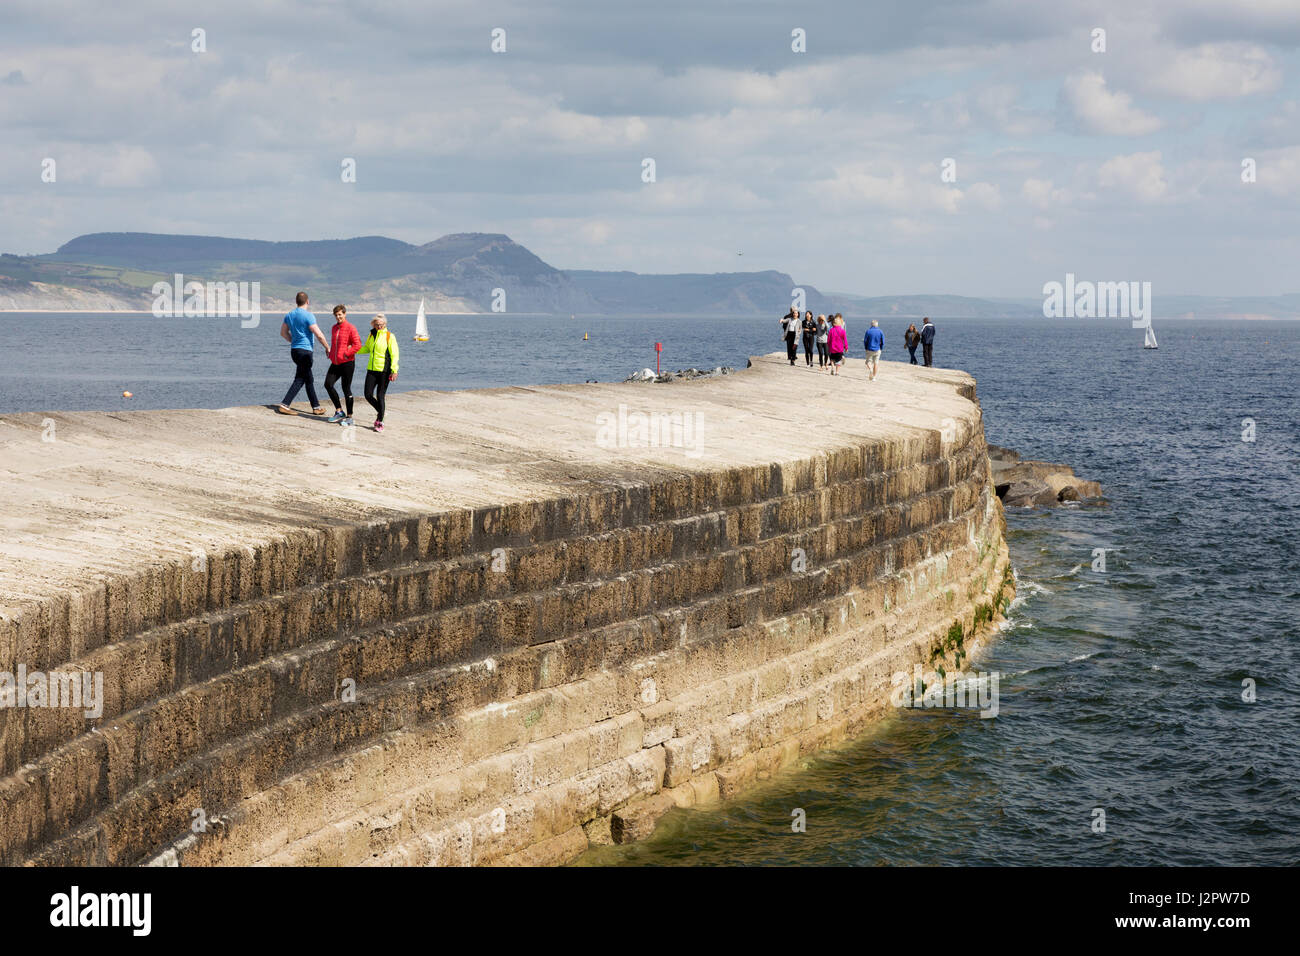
[989, 444, 1103, 507]
[1001, 479, 1059, 508]
[610, 791, 678, 844]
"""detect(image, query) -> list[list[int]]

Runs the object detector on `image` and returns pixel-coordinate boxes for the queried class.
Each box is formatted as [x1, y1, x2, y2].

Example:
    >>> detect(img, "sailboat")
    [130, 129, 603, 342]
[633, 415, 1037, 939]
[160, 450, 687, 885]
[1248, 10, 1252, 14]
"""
[413, 298, 429, 342]
[1143, 322, 1158, 349]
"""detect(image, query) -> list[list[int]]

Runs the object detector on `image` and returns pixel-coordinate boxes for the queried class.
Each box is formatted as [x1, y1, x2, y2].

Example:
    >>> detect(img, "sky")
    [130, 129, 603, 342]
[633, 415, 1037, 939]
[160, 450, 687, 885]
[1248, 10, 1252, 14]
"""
[2, 0, 1300, 297]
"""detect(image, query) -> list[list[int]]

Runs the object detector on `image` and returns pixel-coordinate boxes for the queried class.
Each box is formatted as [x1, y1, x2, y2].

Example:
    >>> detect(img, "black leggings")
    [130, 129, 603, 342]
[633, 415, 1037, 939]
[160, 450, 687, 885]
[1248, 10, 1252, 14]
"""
[364, 370, 390, 422]
[802, 335, 814, 364]
[785, 335, 798, 363]
[324, 362, 355, 415]
[281, 348, 319, 408]
[816, 342, 829, 365]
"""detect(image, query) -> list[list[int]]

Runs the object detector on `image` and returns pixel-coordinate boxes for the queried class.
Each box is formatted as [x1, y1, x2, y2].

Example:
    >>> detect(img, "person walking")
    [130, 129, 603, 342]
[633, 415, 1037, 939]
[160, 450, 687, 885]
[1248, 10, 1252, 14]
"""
[827, 315, 847, 375]
[357, 313, 399, 432]
[904, 323, 920, 364]
[864, 319, 885, 381]
[920, 317, 936, 367]
[277, 291, 329, 415]
[782, 308, 800, 365]
[815, 315, 830, 368]
[801, 311, 817, 367]
[324, 304, 361, 425]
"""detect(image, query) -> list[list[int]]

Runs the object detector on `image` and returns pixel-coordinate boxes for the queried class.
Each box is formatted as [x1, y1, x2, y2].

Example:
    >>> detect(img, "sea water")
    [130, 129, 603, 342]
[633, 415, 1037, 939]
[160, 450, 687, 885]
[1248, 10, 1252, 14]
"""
[4, 313, 1297, 865]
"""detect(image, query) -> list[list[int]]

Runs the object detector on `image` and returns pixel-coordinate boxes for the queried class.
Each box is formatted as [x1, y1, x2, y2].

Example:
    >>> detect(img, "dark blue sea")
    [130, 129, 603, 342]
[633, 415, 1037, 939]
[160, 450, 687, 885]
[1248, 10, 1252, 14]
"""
[3, 312, 1297, 865]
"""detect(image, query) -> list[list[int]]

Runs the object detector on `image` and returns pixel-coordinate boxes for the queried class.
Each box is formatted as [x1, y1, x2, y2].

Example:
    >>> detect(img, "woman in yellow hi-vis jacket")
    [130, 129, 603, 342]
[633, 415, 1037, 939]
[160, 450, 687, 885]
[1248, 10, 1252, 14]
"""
[357, 314, 399, 432]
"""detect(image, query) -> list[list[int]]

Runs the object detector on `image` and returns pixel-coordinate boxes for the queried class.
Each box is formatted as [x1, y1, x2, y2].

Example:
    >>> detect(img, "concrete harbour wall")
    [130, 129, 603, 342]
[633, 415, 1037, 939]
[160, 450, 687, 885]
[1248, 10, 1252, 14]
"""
[0, 354, 1012, 865]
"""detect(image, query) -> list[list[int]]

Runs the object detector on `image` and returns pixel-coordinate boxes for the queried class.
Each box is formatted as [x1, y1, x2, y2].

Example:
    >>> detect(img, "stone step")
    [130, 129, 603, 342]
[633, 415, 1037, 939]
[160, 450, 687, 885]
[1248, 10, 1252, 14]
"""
[145, 503, 1004, 867]
[2, 428, 963, 681]
[17, 484, 994, 866]
[1, 435, 985, 775]
[3, 459, 986, 849]
[352, 543, 1008, 867]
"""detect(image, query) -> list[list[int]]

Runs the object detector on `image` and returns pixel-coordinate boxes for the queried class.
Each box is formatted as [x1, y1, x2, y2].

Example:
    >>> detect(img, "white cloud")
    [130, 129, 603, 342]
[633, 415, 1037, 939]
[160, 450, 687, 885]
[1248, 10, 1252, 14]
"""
[498, 111, 650, 149]
[643, 176, 767, 212]
[1097, 151, 1169, 202]
[1021, 178, 1070, 211]
[4, 0, 1300, 296]
[1144, 43, 1281, 100]
[96, 146, 160, 187]
[1063, 72, 1162, 136]
[964, 182, 1003, 210]
[816, 164, 965, 214]
[1253, 146, 1300, 197]
[889, 217, 936, 238]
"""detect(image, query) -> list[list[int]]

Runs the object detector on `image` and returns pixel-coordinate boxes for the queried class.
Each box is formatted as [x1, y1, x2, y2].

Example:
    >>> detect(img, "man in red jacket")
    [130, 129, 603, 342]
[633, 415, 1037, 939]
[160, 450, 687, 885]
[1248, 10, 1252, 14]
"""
[324, 305, 362, 425]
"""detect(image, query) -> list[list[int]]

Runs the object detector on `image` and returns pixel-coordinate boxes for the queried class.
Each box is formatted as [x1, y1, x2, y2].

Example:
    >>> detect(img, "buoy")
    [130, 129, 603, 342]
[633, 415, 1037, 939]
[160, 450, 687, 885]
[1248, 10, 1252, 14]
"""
[122, 391, 133, 398]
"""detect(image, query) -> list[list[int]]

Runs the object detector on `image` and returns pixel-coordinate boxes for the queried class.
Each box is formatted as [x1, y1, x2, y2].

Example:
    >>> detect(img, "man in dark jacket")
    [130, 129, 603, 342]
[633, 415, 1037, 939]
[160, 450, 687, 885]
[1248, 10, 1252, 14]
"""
[920, 317, 936, 367]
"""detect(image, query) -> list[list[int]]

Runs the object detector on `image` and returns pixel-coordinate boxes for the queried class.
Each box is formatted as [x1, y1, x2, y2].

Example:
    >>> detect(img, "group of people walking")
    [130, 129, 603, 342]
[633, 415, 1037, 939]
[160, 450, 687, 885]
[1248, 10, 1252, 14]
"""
[277, 292, 400, 432]
[781, 309, 937, 377]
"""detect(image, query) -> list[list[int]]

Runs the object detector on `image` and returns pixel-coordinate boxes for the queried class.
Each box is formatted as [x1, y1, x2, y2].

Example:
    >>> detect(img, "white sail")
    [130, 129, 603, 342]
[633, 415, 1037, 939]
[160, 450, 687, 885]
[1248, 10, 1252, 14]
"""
[1144, 323, 1158, 349]
[413, 298, 428, 341]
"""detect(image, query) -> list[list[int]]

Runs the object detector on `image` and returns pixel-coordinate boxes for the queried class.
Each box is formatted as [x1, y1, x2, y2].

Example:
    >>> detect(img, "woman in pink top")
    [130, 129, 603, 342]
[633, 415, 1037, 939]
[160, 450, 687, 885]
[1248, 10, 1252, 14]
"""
[827, 315, 847, 375]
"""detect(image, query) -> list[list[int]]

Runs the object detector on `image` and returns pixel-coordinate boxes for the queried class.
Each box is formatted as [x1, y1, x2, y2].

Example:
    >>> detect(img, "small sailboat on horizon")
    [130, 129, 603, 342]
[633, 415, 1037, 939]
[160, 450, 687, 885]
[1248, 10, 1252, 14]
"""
[1144, 321, 1158, 349]
[413, 298, 429, 342]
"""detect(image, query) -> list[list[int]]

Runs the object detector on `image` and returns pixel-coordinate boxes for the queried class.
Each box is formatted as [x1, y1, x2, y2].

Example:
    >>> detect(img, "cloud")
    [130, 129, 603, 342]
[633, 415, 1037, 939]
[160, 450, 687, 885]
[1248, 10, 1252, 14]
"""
[1249, 146, 1300, 197]
[1164, 0, 1300, 44]
[964, 182, 1002, 210]
[42, 145, 161, 187]
[3, 0, 1300, 296]
[1143, 43, 1281, 100]
[972, 84, 1050, 137]
[1021, 178, 1070, 211]
[1062, 72, 1162, 136]
[815, 164, 963, 214]
[1097, 151, 1169, 202]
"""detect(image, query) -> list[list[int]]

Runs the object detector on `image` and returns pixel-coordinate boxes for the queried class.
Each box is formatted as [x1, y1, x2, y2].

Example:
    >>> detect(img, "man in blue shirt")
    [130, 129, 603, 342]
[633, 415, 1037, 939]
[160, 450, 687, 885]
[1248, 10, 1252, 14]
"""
[277, 291, 330, 415]
[864, 320, 884, 381]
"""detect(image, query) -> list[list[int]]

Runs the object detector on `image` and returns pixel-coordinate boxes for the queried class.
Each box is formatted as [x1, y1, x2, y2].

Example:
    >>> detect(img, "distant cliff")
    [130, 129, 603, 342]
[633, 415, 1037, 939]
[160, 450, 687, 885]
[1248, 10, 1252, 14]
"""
[1, 233, 834, 315]
[7, 235, 1296, 317]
